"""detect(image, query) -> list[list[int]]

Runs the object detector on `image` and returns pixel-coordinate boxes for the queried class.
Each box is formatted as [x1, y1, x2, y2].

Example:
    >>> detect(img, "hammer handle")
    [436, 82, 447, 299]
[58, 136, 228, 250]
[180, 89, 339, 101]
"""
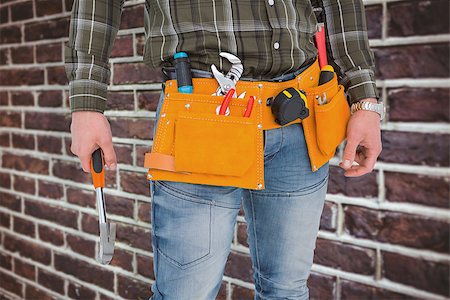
[91, 148, 105, 188]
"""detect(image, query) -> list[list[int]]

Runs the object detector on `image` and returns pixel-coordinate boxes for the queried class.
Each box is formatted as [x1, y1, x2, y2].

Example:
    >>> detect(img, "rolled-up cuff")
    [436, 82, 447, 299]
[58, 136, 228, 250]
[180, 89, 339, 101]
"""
[342, 69, 380, 105]
[69, 79, 108, 113]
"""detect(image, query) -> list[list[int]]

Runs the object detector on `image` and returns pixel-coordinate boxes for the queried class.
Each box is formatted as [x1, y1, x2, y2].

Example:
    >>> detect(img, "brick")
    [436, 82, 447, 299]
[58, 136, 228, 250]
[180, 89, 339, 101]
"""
[328, 166, 378, 197]
[10, 45, 34, 64]
[113, 63, 163, 84]
[385, 172, 449, 208]
[117, 275, 152, 300]
[36, 0, 63, 17]
[0, 7, 8, 24]
[0, 211, 11, 229]
[0, 68, 44, 85]
[13, 175, 36, 195]
[47, 66, 68, 85]
[320, 201, 336, 232]
[388, 0, 449, 37]
[340, 280, 416, 300]
[136, 254, 154, 278]
[10, 1, 33, 21]
[38, 90, 63, 107]
[110, 117, 154, 139]
[105, 194, 134, 218]
[0, 111, 21, 127]
[111, 35, 134, 58]
[0, 25, 21, 44]
[66, 234, 95, 258]
[308, 273, 335, 300]
[11, 91, 34, 106]
[138, 202, 151, 223]
[120, 4, 144, 29]
[115, 143, 133, 165]
[365, 5, 382, 39]
[37, 135, 63, 154]
[0, 191, 21, 211]
[81, 213, 99, 235]
[0, 253, 12, 270]
[117, 223, 152, 251]
[380, 131, 449, 166]
[36, 43, 62, 63]
[314, 239, 375, 275]
[107, 92, 134, 110]
[136, 33, 146, 56]
[38, 180, 64, 199]
[0, 271, 23, 297]
[38, 269, 65, 294]
[25, 112, 70, 132]
[0, 171, 11, 189]
[25, 200, 78, 229]
[224, 251, 253, 283]
[2, 153, 49, 174]
[0, 91, 8, 105]
[237, 222, 248, 247]
[67, 188, 95, 208]
[25, 18, 69, 41]
[38, 224, 64, 246]
[374, 43, 449, 79]
[11, 133, 35, 149]
[0, 132, 10, 147]
[67, 282, 96, 300]
[137, 91, 161, 111]
[231, 284, 254, 299]
[4, 234, 51, 264]
[120, 170, 151, 196]
[344, 206, 449, 253]
[25, 285, 57, 300]
[388, 88, 449, 123]
[111, 249, 134, 272]
[136, 146, 150, 167]
[13, 216, 36, 238]
[51, 159, 88, 182]
[54, 253, 114, 290]
[382, 252, 450, 297]
[216, 283, 227, 300]
[14, 259, 36, 280]
[0, 48, 8, 65]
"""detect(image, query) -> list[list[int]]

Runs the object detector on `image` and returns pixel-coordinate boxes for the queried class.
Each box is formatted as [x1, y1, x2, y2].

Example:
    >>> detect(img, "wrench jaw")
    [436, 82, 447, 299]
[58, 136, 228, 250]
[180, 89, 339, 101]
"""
[211, 52, 244, 97]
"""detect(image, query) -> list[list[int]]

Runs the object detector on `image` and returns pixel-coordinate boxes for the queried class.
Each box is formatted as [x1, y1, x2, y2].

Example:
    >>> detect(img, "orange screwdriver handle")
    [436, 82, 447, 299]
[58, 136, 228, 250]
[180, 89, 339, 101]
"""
[91, 148, 105, 189]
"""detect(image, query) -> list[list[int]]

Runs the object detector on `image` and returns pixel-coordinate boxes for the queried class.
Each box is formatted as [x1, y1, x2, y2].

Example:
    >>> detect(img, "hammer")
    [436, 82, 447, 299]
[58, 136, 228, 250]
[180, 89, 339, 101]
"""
[91, 148, 116, 265]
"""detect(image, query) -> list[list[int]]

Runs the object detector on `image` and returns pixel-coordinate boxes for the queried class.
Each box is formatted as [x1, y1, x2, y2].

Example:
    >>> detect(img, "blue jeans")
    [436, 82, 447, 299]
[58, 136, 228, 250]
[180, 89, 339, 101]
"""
[149, 82, 329, 300]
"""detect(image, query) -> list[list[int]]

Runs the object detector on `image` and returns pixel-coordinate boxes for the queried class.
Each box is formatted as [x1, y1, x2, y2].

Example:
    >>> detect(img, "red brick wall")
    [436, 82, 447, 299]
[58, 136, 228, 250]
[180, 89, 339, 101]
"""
[0, 0, 449, 299]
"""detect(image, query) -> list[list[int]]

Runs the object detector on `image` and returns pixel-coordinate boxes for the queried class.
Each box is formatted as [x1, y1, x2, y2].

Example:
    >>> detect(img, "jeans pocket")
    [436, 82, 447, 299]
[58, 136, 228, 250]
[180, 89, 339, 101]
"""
[152, 180, 213, 269]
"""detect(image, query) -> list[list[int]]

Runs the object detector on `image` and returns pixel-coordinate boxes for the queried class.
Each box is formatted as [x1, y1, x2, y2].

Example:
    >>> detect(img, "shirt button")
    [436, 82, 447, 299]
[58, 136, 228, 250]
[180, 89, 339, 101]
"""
[268, 0, 274, 6]
[273, 42, 280, 49]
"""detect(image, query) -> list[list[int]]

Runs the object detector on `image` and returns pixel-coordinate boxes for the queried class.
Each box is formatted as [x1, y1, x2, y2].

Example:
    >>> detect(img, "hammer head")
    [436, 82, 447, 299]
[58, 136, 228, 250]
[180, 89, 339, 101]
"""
[96, 222, 116, 265]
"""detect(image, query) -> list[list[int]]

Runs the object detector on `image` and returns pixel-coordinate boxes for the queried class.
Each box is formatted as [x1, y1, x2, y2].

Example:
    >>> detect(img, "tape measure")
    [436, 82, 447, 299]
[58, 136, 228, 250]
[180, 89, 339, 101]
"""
[271, 87, 309, 125]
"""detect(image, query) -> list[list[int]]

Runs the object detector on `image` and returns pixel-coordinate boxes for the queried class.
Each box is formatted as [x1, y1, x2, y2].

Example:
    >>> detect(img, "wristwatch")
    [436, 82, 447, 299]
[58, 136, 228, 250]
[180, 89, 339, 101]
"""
[350, 100, 386, 120]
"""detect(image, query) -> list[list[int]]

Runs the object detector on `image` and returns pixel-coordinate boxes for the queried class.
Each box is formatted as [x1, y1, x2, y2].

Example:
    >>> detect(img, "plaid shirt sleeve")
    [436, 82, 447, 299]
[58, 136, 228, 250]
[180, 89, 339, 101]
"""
[64, 0, 124, 113]
[322, 0, 380, 105]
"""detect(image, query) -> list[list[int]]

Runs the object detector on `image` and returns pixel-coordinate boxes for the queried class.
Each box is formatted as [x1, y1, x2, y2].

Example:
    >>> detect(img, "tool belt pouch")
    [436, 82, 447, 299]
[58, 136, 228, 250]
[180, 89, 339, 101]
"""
[144, 82, 264, 190]
[302, 72, 351, 170]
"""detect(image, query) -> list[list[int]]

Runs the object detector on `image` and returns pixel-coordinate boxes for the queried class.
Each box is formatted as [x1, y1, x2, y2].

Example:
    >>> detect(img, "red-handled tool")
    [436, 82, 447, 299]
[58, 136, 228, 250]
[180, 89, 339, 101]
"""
[243, 96, 255, 117]
[218, 88, 235, 115]
[91, 148, 116, 265]
[315, 23, 328, 69]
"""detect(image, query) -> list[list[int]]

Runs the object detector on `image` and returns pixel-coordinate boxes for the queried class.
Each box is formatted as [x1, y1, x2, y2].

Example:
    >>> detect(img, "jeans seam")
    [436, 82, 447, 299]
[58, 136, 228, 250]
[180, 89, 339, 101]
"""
[249, 191, 262, 288]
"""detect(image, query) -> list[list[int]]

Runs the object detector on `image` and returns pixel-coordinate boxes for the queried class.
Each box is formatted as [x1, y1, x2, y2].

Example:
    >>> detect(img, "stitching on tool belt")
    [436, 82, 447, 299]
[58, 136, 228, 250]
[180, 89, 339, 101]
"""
[178, 115, 253, 125]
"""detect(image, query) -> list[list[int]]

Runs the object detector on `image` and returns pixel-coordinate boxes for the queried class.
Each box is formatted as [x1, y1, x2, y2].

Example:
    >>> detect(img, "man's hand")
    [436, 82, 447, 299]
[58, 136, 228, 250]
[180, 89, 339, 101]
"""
[339, 98, 382, 177]
[70, 111, 117, 173]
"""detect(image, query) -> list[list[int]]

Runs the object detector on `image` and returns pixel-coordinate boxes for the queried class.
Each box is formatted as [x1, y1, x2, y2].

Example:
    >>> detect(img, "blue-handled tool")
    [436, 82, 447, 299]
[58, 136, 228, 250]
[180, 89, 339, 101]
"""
[174, 52, 193, 94]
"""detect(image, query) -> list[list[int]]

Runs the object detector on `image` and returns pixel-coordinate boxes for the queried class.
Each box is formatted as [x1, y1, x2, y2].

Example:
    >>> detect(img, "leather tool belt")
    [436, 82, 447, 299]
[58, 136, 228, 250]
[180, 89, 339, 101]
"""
[144, 57, 351, 190]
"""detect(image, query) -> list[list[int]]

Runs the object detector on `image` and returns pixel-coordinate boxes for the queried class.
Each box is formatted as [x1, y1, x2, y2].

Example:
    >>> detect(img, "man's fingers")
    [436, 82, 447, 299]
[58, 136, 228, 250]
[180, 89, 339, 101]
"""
[340, 138, 359, 169]
[79, 154, 92, 173]
[344, 147, 378, 177]
[98, 139, 117, 170]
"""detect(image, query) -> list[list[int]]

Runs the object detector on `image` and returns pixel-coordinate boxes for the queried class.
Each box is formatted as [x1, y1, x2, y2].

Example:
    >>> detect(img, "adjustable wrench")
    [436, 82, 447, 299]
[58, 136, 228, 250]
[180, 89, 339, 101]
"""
[211, 52, 244, 97]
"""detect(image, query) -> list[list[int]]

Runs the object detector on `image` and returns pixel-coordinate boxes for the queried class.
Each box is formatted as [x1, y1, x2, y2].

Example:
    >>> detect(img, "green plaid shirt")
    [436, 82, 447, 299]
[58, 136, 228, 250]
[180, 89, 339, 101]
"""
[64, 0, 379, 113]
